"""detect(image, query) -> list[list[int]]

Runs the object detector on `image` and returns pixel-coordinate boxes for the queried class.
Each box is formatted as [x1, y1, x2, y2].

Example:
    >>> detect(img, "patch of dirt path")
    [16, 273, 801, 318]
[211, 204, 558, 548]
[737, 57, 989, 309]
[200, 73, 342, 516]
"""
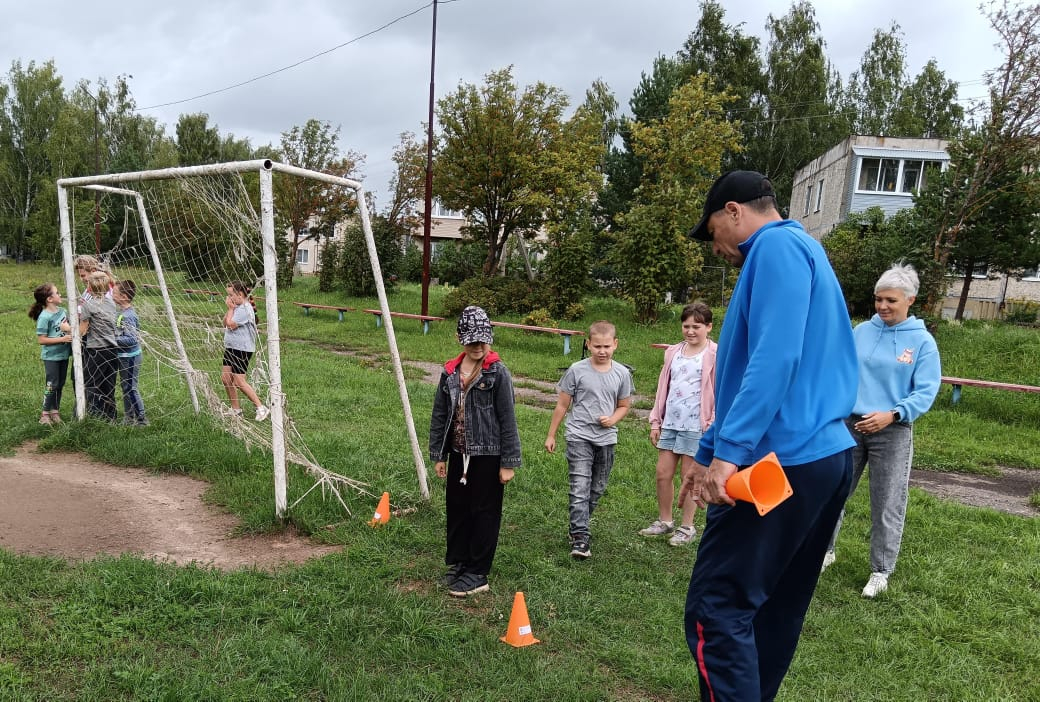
[910, 466, 1039, 517]
[0, 442, 340, 571]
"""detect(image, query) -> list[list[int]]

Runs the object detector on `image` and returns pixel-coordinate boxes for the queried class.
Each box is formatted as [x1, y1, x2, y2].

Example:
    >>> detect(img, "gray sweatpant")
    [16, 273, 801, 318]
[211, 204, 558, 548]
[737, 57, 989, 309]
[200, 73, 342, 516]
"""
[828, 417, 914, 575]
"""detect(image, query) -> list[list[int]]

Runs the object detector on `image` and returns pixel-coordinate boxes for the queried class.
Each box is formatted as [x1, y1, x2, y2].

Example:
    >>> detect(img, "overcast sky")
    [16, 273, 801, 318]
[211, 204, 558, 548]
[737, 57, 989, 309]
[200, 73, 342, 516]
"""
[2, 0, 1004, 205]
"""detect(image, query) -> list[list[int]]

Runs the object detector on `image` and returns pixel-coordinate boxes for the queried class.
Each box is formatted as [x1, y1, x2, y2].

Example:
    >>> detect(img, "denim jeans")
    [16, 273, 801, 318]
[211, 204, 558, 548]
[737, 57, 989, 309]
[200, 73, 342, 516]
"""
[566, 439, 615, 541]
[119, 354, 146, 421]
[42, 358, 69, 412]
[828, 417, 914, 574]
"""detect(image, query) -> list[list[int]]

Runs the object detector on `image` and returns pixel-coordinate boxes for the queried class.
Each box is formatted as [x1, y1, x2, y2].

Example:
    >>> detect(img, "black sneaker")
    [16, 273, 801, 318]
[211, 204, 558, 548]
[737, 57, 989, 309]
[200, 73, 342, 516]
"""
[570, 541, 591, 559]
[440, 563, 464, 586]
[448, 572, 489, 597]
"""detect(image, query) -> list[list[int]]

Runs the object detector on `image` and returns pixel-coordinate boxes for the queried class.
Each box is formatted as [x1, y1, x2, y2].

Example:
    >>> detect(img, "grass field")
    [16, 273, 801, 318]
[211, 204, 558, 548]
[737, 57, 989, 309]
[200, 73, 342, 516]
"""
[0, 262, 1038, 700]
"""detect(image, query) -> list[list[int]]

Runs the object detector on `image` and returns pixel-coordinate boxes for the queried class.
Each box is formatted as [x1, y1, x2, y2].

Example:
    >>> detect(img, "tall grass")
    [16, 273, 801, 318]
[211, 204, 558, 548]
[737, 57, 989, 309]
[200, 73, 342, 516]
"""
[0, 263, 1037, 700]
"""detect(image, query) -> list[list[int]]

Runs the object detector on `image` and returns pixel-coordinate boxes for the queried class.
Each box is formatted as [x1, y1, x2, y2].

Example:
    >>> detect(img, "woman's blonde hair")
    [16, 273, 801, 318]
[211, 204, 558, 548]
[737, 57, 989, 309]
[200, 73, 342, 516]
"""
[87, 270, 112, 295]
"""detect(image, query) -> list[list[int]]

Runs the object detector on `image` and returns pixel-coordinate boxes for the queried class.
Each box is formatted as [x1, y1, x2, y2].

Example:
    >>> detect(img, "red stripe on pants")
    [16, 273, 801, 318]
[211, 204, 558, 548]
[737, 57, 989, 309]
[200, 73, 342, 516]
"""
[696, 620, 717, 702]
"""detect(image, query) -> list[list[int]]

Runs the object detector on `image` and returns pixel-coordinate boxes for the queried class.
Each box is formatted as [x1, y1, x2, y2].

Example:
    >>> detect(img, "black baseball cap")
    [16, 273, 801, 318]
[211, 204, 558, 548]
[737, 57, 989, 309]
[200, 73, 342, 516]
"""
[688, 170, 776, 241]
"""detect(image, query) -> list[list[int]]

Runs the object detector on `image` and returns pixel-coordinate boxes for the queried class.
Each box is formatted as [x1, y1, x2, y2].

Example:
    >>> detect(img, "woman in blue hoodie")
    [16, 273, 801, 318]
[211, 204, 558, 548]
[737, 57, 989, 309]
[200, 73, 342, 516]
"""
[822, 263, 941, 598]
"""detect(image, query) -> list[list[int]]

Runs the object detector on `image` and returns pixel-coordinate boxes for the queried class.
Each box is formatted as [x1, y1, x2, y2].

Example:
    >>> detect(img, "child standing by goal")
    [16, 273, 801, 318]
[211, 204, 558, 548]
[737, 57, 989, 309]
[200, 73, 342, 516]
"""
[29, 283, 73, 425]
[79, 271, 120, 422]
[429, 306, 521, 598]
[221, 281, 269, 421]
[641, 302, 717, 546]
[545, 320, 633, 559]
[113, 280, 148, 426]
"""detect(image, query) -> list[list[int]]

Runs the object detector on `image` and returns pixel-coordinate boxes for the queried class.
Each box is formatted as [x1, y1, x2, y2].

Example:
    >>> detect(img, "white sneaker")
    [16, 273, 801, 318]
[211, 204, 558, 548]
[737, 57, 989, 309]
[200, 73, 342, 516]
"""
[254, 406, 270, 421]
[820, 550, 836, 573]
[638, 519, 675, 536]
[862, 572, 889, 598]
[668, 525, 696, 546]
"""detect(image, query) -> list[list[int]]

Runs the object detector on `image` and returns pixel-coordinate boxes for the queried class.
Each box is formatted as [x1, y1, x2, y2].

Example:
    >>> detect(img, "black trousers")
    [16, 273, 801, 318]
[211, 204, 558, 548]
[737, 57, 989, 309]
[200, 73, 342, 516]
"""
[444, 451, 505, 576]
[84, 346, 118, 421]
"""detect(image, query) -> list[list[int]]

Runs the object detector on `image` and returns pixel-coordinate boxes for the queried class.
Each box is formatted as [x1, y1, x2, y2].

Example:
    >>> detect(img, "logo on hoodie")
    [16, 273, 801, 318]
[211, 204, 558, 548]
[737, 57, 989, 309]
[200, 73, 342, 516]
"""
[897, 347, 915, 364]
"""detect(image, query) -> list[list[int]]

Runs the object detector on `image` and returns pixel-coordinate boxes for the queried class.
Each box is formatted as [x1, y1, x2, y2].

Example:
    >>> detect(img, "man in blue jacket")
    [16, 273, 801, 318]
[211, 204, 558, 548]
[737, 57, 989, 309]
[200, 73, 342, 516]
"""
[679, 170, 858, 702]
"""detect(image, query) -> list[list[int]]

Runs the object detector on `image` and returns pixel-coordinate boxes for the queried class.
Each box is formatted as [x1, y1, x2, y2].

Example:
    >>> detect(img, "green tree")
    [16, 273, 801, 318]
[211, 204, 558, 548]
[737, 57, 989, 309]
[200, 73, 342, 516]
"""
[845, 23, 907, 135]
[0, 60, 68, 259]
[601, 56, 687, 229]
[272, 119, 361, 286]
[680, 0, 767, 173]
[890, 59, 965, 138]
[614, 75, 741, 322]
[434, 67, 604, 276]
[746, 1, 844, 211]
[822, 207, 937, 318]
[921, 0, 1040, 316]
[331, 215, 402, 296]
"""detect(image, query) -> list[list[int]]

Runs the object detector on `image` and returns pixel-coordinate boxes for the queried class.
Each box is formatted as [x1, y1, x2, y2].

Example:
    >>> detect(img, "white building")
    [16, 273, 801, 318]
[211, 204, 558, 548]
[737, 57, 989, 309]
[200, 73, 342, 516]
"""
[791, 135, 1040, 318]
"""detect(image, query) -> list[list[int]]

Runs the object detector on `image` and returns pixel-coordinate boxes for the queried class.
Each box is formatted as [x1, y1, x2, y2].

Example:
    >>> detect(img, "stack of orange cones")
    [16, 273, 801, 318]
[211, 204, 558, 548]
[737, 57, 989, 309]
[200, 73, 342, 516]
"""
[368, 491, 390, 526]
[500, 591, 540, 647]
[724, 451, 794, 516]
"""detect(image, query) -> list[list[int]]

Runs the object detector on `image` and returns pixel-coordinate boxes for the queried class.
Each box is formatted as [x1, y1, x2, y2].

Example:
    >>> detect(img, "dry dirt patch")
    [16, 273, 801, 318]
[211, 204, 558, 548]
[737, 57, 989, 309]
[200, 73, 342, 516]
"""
[0, 442, 340, 571]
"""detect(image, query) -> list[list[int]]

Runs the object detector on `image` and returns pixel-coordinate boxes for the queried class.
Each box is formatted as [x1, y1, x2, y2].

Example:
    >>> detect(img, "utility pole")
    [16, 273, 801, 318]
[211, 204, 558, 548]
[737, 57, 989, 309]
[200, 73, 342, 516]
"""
[420, 0, 438, 317]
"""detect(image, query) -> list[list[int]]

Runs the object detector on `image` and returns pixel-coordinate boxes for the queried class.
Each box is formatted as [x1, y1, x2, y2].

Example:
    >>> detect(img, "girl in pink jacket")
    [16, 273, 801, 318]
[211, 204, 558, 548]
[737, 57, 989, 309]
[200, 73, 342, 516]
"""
[641, 302, 717, 545]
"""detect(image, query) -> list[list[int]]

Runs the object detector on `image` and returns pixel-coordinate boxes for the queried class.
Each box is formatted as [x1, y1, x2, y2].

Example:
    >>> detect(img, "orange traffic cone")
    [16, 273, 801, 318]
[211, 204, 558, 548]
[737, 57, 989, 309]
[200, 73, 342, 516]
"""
[725, 452, 794, 516]
[500, 591, 540, 647]
[368, 491, 390, 526]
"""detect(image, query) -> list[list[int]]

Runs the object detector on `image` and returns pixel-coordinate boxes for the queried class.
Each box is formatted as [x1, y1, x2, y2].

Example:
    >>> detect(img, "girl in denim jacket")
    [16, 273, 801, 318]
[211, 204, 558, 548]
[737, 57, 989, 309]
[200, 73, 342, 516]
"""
[429, 306, 521, 598]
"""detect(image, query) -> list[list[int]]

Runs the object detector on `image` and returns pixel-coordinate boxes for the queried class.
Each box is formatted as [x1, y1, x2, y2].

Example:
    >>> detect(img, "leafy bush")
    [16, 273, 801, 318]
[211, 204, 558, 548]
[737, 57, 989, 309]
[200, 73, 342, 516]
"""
[522, 308, 556, 329]
[432, 240, 486, 286]
[563, 302, 585, 321]
[317, 240, 340, 292]
[441, 275, 548, 317]
[1004, 299, 1040, 325]
[398, 240, 424, 283]
[822, 207, 940, 318]
[319, 219, 402, 296]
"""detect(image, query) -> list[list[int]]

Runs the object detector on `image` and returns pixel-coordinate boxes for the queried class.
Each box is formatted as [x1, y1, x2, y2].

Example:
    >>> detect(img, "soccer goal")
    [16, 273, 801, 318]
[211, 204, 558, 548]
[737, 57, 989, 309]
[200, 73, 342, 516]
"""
[56, 159, 429, 517]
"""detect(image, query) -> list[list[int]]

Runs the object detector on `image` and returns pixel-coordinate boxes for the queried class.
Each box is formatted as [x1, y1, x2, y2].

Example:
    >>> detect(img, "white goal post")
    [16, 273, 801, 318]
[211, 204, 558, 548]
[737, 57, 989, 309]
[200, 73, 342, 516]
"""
[56, 159, 430, 516]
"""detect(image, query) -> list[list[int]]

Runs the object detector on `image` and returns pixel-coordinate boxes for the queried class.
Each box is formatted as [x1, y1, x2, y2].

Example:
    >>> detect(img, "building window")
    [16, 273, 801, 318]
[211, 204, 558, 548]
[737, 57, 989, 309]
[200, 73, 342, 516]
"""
[296, 249, 309, 264]
[804, 183, 813, 216]
[815, 179, 824, 212]
[880, 159, 900, 191]
[950, 261, 988, 278]
[857, 157, 944, 194]
[432, 200, 464, 218]
[858, 158, 881, 191]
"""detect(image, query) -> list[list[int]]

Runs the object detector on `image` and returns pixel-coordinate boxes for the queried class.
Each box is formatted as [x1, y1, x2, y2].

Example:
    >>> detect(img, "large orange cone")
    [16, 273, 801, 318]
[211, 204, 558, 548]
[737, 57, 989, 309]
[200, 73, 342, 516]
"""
[725, 452, 793, 516]
[500, 592, 540, 647]
[368, 492, 390, 526]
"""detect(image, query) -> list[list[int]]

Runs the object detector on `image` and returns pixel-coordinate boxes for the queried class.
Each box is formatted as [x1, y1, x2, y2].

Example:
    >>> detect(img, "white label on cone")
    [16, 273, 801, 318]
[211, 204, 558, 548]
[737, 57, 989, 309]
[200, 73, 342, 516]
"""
[373, 512, 382, 519]
[518, 625, 531, 636]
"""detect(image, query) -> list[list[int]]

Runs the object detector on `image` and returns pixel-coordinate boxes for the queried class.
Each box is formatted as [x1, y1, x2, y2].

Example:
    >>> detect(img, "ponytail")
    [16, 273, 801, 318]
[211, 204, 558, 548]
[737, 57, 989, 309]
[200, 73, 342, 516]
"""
[28, 283, 53, 321]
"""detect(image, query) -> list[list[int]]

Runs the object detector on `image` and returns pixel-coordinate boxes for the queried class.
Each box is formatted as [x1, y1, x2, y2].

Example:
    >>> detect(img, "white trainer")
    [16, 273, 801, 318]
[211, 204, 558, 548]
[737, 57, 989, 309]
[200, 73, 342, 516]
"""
[862, 572, 889, 598]
[638, 519, 675, 537]
[254, 405, 270, 421]
[668, 525, 696, 546]
[820, 550, 836, 573]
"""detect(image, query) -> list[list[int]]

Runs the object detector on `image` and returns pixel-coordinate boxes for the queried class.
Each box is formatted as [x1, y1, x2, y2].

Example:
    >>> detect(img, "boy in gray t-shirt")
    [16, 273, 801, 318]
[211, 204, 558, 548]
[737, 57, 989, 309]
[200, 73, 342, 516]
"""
[545, 320, 633, 559]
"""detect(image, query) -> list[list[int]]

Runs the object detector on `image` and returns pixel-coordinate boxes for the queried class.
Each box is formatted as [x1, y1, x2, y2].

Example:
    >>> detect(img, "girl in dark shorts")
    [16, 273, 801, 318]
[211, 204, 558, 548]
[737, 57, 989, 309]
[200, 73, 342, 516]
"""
[221, 281, 269, 420]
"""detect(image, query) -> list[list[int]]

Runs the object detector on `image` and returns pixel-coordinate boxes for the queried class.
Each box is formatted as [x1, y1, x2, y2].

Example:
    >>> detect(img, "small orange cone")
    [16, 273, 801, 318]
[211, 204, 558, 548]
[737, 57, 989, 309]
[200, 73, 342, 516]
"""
[725, 452, 794, 516]
[368, 491, 390, 526]
[500, 591, 540, 647]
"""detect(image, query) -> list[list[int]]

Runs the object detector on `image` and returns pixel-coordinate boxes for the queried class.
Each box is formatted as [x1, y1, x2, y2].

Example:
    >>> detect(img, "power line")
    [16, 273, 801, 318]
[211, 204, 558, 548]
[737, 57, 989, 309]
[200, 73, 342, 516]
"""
[138, 2, 436, 111]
